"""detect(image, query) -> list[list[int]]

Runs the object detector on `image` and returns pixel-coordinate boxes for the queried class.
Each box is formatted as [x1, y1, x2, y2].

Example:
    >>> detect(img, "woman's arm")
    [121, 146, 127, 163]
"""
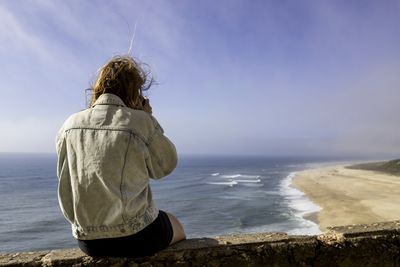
[145, 116, 178, 179]
[55, 124, 75, 223]
[137, 97, 178, 179]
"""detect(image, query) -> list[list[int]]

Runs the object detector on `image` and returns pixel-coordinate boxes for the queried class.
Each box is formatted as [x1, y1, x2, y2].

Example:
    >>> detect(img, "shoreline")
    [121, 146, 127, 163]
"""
[291, 164, 400, 231]
[280, 172, 322, 235]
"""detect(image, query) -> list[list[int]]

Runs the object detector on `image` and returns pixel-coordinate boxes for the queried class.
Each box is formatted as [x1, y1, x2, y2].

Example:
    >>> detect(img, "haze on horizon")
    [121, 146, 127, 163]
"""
[0, 0, 399, 158]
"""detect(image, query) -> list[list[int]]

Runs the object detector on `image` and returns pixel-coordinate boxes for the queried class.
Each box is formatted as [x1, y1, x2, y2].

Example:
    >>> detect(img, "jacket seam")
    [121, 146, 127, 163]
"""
[145, 127, 166, 175]
[64, 126, 147, 144]
[120, 133, 132, 224]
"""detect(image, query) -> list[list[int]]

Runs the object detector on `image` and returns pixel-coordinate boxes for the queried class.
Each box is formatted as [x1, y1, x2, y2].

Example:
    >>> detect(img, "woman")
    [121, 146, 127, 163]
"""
[56, 55, 186, 257]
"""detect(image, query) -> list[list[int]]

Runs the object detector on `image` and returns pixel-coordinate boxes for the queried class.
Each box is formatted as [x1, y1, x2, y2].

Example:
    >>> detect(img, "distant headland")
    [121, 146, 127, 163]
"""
[347, 158, 400, 176]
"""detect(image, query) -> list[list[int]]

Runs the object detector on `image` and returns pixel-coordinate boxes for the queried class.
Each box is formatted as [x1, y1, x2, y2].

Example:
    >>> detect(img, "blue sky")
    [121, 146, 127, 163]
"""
[1, 0, 399, 157]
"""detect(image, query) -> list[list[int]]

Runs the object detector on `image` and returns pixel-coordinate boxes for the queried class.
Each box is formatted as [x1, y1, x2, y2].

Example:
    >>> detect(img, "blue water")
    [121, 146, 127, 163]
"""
[0, 153, 356, 253]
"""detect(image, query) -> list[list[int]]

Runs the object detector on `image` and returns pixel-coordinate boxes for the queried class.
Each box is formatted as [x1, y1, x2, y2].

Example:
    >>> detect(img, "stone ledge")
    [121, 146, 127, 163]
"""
[2, 220, 400, 266]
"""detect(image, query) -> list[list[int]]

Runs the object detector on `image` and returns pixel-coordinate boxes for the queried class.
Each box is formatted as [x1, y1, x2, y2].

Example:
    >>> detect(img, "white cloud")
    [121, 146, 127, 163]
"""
[0, 5, 52, 60]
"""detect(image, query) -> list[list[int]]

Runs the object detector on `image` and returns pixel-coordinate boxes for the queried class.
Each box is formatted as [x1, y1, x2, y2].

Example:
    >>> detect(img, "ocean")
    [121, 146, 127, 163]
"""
[0, 153, 354, 253]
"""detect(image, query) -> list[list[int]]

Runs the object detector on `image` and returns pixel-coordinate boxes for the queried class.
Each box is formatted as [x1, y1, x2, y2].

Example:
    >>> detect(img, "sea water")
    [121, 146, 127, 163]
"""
[0, 153, 354, 253]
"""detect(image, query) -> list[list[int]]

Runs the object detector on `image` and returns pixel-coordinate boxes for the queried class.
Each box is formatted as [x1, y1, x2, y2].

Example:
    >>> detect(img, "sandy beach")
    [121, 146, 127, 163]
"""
[292, 165, 400, 231]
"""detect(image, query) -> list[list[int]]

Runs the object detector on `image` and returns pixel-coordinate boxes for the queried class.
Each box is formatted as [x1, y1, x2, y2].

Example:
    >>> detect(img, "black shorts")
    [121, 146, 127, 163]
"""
[77, 210, 173, 258]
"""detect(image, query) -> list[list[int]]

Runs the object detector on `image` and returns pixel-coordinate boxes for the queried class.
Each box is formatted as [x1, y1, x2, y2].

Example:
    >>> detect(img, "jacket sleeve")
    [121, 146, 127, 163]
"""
[55, 126, 75, 224]
[145, 116, 178, 179]
[55, 126, 67, 179]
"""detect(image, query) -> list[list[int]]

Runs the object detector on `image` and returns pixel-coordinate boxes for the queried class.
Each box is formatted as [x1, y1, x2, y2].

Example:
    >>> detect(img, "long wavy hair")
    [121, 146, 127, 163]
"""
[89, 55, 153, 109]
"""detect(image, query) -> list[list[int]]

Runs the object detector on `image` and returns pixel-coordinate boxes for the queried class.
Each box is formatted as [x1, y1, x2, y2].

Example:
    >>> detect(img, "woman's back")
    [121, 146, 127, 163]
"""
[56, 56, 185, 257]
[56, 93, 177, 240]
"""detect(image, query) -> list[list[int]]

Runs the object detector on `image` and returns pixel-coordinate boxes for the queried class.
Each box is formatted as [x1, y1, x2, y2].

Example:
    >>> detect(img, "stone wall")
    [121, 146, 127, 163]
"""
[1, 220, 400, 267]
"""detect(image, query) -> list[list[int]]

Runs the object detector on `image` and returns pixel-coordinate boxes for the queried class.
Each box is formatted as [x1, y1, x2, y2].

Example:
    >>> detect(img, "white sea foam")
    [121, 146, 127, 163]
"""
[208, 173, 264, 188]
[234, 179, 261, 183]
[240, 175, 261, 179]
[280, 172, 322, 235]
[207, 181, 238, 186]
[220, 174, 241, 179]
[286, 218, 321, 235]
[220, 174, 261, 179]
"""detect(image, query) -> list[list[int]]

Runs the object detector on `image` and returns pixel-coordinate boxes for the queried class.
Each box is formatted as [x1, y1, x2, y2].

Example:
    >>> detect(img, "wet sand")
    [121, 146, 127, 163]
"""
[292, 165, 400, 231]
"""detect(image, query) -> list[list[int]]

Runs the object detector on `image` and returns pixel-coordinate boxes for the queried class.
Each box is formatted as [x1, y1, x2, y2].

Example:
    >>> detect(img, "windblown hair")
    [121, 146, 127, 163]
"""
[89, 55, 153, 109]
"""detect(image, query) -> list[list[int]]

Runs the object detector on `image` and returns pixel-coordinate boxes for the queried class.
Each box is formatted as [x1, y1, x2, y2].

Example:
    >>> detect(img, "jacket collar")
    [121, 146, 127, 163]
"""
[92, 93, 126, 107]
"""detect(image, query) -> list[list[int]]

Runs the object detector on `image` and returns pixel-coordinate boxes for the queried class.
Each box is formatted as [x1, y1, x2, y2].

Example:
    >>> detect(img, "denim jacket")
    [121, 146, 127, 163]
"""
[56, 93, 177, 240]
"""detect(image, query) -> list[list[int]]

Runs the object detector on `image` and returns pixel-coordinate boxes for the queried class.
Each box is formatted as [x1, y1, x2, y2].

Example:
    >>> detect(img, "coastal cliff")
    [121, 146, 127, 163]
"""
[2, 220, 400, 266]
[347, 159, 400, 176]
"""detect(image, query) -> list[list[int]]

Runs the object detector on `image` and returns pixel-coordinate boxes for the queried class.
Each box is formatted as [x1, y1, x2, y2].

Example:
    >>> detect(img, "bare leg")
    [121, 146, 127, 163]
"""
[166, 212, 186, 245]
